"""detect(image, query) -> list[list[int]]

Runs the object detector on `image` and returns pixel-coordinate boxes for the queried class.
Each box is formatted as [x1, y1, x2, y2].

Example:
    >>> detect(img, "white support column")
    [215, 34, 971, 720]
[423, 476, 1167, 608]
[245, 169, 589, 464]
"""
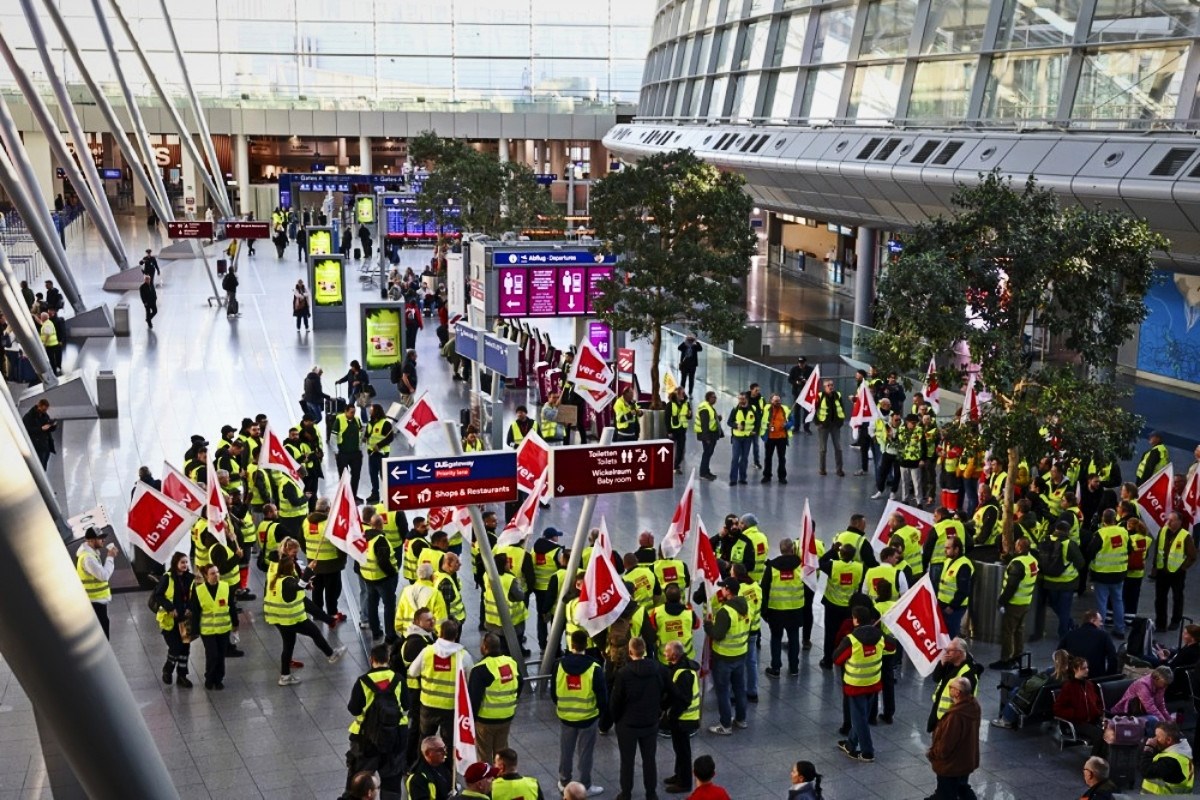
[498, 137, 509, 163]
[358, 135, 372, 175]
[854, 226, 877, 328]
[179, 142, 199, 218]
[234, 133, 250, 215]
[21, 131, 56, 205]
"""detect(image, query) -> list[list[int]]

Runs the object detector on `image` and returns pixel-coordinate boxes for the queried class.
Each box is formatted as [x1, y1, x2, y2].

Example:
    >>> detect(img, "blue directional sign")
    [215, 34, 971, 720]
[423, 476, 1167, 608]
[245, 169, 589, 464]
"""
[482, 333, 520, 377]
[384, 452, 518, 510]
[455, 321, 480, 362]
[492, 250, 617, 266]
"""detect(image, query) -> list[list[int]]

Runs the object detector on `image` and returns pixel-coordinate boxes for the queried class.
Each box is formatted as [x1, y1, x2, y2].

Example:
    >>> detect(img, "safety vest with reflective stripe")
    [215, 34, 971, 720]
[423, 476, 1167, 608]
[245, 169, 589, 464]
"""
[710, 605, 750, 658]
[417, 545, 443, 577]
[893, 524, 924, 575]
[304, 519, 326, 563]
[1042, 540, 1079, 585]
[539, 413, 559, 440]
[669, 399, 689, 431]
[477, 656, 520, 721]
[494, 545, 529, 591]
[555, 662, 599, 722]
[1092, 525, 1130, 575]
[672, 664, 701, 721]
[933, 661, 976, 719]
[274, 475, 308, 519]
[693, 402, 717, 434]
[435, 571, 466, 621]
[614, 397, 637, 432]
[366, 419, 391, 455]
[532, 545, 562, 591]
[197, 582, 233, 635]
[373, 506, 405, 552]
[824, 561, 863, 607]
[76, 548, 111, 602]
[418, 650, 461, 710]
[864, 563, 899, 602]
[972, 502, 1000, 547]
[1004, 555, 1039, 606]
[730, 407, 755, 437]
[653, 559, 687, 591]
[264, 576, 306, 626]
[833, 530, 866, 562]
[484, 572, 527, 626]
[742, 526, 769, 581]
[246, 464, 270, 506]
[650, 606, 696, 663]
[1158, 528, 1189, 573]
[1141, 750, 1195, 795]
[402, 538, 423, 583]
[844, 633, 883, 688]
[625, 566, 655, 610]
[1137, 444, 1170, 483]
[360, 534, 396, 582]
[937, 556, 974, 606]
[192, 519, 212, 568]
[740, 581, 762, 631]
[930, 519, 965, 567]
[257, 520, 283, 553]
[493, 776, 541, 800]
[765, 564, 805, 610]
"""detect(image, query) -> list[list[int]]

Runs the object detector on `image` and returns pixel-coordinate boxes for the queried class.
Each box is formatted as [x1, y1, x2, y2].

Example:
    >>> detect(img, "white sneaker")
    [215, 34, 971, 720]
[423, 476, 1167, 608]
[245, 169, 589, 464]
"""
[733, 720, 749, 730]
[328, 646, 348, 664]
[278, 674, 301, 686]
[708, 724, 733, 736]
[230, 631, 240, 645]
[586, 787, 604, 797]
[557, 782, 567, 794]
[870, 491, 883, 499]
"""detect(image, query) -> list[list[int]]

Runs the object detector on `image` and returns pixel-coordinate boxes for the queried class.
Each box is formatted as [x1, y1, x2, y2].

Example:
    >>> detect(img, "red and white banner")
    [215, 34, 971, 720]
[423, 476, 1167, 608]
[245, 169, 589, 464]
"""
[453, 664, 478, 774]
[870, 499, 935, 554]
[798, 499, 821, 591]
[849, 381, 881, 430]
[879, 574, 949, 677]
[660, 469, 695, 559]
[576, 517, 631, 637]
[1138, 464, 1174, 535]
[205, 478, 229, 545]
[127, 484, 198, 564]
[162, 461, 205, 513]
[515, 430, 552, 500]
[961, 374, 981, 422]
[427, 506, 476, 546]
[399, 393, 440, 445]
[578, 384, 616, 413]
[568, 337, 614, 393]
[259, 426, 302, 483]
[326, 469, 369, 565]
[691, 515, 722, 603]
[923, 356, 941, 414]
[496, 474, 546, 548]
[1182, 468, 1200, 528]
[796, 364, 822, 423]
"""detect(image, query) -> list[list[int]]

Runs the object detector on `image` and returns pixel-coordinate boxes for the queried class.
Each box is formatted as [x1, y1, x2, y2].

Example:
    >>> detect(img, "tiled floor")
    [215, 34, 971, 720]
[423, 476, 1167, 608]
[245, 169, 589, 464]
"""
[0, 214, 1193, 799]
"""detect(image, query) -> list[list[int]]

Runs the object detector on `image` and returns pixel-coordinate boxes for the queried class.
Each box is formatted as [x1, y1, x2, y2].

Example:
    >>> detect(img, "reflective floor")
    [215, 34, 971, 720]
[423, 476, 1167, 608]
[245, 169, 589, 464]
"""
[0, 214, 1193, 799]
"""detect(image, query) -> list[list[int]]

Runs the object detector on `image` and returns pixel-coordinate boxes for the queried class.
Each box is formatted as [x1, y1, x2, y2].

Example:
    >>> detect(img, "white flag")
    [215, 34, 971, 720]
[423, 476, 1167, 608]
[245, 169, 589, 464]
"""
[453, 664, 479, 773]
[325, 469, 369, 565]
[797, 364, 822, 423]
[923, 356, 941, 414]
[575, 517, 631, 637]
[660, 469, 695, 559]
[879, 575, 949, 677]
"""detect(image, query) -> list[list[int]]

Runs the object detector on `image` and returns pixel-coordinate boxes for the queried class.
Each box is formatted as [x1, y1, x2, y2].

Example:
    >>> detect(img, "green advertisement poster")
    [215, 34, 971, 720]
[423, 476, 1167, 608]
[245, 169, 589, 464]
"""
[308, 229, 332, 256]
[355, 195, 376, 225]
[363, 307, 402, 369]
[313, 259, 344, 306]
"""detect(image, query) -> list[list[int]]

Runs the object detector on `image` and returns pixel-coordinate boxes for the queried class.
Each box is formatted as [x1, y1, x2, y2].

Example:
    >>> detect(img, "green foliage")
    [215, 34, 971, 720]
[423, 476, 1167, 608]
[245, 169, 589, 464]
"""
[590, 149, 757, 406]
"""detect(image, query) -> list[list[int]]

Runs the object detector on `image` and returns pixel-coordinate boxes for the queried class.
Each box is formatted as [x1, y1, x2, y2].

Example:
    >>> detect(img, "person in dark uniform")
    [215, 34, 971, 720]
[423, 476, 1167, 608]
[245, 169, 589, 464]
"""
[22, 398, 56, 468]
[139, 276, 158, 329]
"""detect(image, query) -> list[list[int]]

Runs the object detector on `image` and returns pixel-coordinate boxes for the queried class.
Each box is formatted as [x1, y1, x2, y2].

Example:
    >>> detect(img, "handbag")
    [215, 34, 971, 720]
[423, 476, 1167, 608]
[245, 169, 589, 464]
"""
[178, 621, 195, 644]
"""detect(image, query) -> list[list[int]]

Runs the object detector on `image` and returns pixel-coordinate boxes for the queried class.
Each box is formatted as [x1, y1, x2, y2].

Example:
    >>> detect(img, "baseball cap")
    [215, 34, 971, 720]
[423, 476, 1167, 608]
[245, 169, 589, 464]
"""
[464, 762, 500, 783]
[84, 527, 104, 540]
[190, 434, 209, 446]
[798, 356, 807, 362]
[717, 579, 739, 590]
[542, 527, 563, 539]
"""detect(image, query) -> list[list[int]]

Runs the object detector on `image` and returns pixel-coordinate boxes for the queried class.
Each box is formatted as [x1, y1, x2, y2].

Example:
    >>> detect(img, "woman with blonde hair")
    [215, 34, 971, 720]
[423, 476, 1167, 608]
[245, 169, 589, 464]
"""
[266, 555, 346, 686]
[991, 649, 1072, 729]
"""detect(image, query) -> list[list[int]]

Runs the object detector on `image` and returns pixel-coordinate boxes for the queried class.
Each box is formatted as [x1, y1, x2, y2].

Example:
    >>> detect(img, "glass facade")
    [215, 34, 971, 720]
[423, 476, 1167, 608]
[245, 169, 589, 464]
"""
[639, 0, 1200, 128]
[1, 0, 653, 109]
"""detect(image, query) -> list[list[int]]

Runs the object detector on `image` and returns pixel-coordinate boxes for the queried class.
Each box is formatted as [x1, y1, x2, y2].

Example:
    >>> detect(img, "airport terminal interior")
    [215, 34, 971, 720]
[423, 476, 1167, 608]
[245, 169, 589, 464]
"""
[2, 1, 1200, 800]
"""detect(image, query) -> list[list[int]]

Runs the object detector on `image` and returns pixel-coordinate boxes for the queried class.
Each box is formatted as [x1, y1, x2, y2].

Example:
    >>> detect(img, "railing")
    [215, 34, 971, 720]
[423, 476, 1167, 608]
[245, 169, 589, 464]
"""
[625, 114, 1200, 133]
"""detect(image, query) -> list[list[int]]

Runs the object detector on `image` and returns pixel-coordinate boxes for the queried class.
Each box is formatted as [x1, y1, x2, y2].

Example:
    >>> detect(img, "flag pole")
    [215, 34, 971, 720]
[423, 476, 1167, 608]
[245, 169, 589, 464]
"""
[537, 426, 616, 683]
[439, 421, 525, 671]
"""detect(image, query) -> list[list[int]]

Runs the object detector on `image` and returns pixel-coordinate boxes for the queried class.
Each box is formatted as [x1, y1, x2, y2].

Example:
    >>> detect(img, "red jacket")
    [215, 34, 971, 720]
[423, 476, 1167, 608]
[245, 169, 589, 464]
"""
[1053, 677, 1103, 725]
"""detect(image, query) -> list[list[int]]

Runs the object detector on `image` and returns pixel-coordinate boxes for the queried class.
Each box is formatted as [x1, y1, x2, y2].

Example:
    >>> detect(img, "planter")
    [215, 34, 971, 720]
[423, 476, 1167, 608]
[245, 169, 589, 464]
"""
[641, 408, 667, 440]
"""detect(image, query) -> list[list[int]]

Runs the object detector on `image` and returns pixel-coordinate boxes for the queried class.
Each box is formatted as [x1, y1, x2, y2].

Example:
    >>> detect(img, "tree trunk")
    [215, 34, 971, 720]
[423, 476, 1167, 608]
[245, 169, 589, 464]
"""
[649, 324, 663, 410]
[1001, 445, 1020, 556]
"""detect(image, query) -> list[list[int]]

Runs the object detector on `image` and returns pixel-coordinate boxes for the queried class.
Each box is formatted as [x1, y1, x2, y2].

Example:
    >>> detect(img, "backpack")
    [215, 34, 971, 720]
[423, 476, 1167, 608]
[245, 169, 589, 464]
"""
[359, 677, 402, 753]
[222, 272, 236, 292]
[1011, 671, 1050, 715]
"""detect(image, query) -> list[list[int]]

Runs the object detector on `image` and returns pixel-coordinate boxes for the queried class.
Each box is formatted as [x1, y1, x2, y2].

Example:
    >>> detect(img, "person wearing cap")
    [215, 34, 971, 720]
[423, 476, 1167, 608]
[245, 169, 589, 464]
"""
[77, 528, 117, 639]
[677, 334, 702, 397]
[532, 528, 566, 652]
[451, 761, 499, 799]
[492, 747, 545, 800]
[1136, 431, 1170, 484]
[788, 357, 814, 435]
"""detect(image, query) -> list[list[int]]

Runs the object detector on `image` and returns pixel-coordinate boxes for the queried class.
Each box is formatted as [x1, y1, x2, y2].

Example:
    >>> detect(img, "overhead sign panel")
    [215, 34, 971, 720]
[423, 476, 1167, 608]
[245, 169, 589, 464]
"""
[493, 251, 617, 266]
[224, 221, 270, 239]
[166, 221, 212, 239]
[384, 452, 518, 511]
[551, 440, 675, 498]
[482, 333, 520, 377]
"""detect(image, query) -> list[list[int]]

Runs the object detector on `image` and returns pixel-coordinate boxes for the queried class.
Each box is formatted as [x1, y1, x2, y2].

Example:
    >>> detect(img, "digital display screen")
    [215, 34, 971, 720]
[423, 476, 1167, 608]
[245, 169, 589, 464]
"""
[362, 306, 402, 369]
[308, 229, 333, 256]
[312, 258, 344, 306]
[355, 196, 375, 224]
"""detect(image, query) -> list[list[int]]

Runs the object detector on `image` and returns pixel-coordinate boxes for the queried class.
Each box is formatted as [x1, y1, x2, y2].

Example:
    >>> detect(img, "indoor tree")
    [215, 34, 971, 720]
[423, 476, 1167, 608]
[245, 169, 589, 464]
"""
[590, 148, 757, 409]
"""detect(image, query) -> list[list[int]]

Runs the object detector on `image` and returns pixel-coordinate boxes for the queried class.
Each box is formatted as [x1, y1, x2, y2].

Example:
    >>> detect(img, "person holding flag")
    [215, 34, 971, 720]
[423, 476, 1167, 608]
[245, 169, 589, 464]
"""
[451, 762, 499, 800]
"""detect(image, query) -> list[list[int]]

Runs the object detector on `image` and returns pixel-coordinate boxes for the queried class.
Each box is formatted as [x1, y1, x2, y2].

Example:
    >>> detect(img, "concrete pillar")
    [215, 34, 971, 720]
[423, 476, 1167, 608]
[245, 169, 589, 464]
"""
[337, 136, 347, 171]
[498, 137, 509, 163]
[358, 135, 372, 175]
[234, 133, 250, 216]
[21, 130, 57, 205]
[179, 141, 199, 217]
[854, 225, 877, 328]
[524, 139, 536, 169]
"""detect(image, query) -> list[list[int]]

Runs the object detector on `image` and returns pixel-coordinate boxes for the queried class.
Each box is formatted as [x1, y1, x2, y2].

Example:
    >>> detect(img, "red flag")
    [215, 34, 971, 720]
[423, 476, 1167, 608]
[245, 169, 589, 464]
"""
[206, 478, 229, 545]
[849, 381, 881, 429]
[569, 336, 613, 393]
[515, 430, 551, 500]
[870, 499, 936, 554]
[399, 393, 440, 445]
[797, 364, 822, 423]
[1182, 468, 1200, 528]
[578, 384, 616, 413]
[259, 426, 302, 483]
[427, 506, 455, 531]
[879, 575, 949, 677]
[798, 499, 821, 591]
[962, 373, 981, 422]
[660, 469, 695, 559]
[453, 664, 478, 773]
[692, 515, 722, 602]
[496, 474, 546, 547]
[161, 461, 204, 513]
[576, 517, 631, 636]
[923, 356, 941, 414]
[326, 469, 369, 565]
[127, 484, 198, 565]
[1138, 464, 1174, 534]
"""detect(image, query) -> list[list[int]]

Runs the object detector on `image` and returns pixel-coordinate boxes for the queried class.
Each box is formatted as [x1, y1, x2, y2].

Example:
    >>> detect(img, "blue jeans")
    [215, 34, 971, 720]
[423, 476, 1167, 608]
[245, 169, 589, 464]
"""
[942, 606, 966, 640]
[1093, 580, 1126, 634]
[1045, 586, 1076, 640]
[729, 437, 751, 482]
[711, 656, 747, 728]
[366, 573, 398, 641]
[699, 439, 717, 476]
[750, 435, 761, 466]
[744, 631, 760, 696]
[846, 692, 875, 757]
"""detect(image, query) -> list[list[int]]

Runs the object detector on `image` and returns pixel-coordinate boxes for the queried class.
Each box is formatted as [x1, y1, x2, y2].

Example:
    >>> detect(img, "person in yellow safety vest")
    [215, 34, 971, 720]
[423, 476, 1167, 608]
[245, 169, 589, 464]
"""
[266, 556, 346, 686]
[1125, 517, 1154, 621]
[360, 515, 400, 643]
[462, 425, 485, 453]
[199, 520, 249, 656]
[990, 536, 1039, 669]
[77, 528, 116, 639]
[467, 633, 522, 764]
[1014, 499, 1048, 545]
[648, 584, 700, 665]
[407, 734, 455, 800]
[154, 552, 195, 687]
[457, 760, 500, 798]
[761, 537, 805, 676]
[563, 574, 595, 653]
[832, 605, 895, 762]
[925, 506, 967, 587]
[813, 378, 846, 477]
[185, 446, 209, 486]
[1037, 521, 1087, 640]
[365, 403, 394, 505]
[653, 551, 690, 596]
[621, 553, 658, 612]
[406, 620, 473, 743]
[863, 546, 911, 603]
[987, 456, 1009, 502]
[539, 391, 565, 444]
[739, 513, 771, 582]
[37, 311, 61, 373]
[694, 390, 721, 481]
[493, 540, 535, 600]
[254, 504, 282, 557]
[746, 382, 767, 471]
[214, 440, 246, 495]
[886, 511, 925, 579]
[970, 484, 1001, 549]
[1137, 431, 1171, 484]
[347, 643, 409, 796]
[832, 514, 879, 567]
[661, 640, 701, 793]
[1086, 508, 1131, 639]
[731, 563, 763, 702]
[434, 552, 467, 628]
[271, 471, 309, 541]
[926, 637, 982, 732]
[306, 498, 348, 624]
[484, 561, 529, 654]
[870, 403, 900, 500]
[244, 461, 272, 513]
[531, 527, 565, 650]
[703, 581, 750, 734]
[817, 544, 865, 669]
[726, 391, 756, 484]
[505, 406, 534, 448]
[613, 386, 643, 442]
[417, 531, 450, 579]
[1154, 512, 1198, 632]
[491, 747, 543, 800]
[1141, 720, 1196, 795]
[760, 392, 794, 485]
[667, 386, 691, 474]
[399, 563, 448, 629]
[937, 537, 974, 640]
[189, 564, 233, 690]
[553, 629, 607, 794]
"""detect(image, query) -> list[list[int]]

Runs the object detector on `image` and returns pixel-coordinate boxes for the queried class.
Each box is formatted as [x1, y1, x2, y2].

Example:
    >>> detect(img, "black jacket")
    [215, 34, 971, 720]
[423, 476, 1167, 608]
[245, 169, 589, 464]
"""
[140, 282, 157, 306]
[551, 652, 606, 728]
[1059, 624, 1119, 678]
[610, 657, 667, 728]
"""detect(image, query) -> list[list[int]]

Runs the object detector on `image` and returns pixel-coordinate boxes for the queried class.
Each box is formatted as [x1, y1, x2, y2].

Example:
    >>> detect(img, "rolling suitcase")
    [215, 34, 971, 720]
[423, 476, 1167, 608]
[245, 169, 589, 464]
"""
[226, 296, 239, 316]
[217, 258, 227, 275]
[1126, 617, 1155, 659]
[354, 247, 362, 260]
